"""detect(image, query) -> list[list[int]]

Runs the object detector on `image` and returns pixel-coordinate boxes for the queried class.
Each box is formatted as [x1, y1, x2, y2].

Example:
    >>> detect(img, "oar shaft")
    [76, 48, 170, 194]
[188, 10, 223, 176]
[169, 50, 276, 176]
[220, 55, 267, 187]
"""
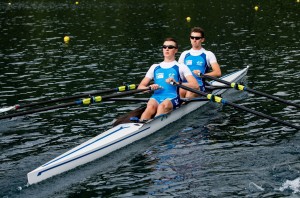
[0, 102, 77, 120]
[0, 88, 150, 120]
[12, 84, 139, 110]
[172, 82, 300, 130]
[225, 100, 300, 130]
[201, 74, 300, 108]
[105, 98, 149, 102]
[243, 87, 300, 108]
[105, 96, 208, 103]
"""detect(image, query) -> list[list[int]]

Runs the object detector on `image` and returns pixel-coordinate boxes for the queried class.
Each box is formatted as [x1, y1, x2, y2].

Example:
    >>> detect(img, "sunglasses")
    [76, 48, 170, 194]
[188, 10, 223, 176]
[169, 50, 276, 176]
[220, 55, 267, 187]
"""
[162, 45, 177, 49]
[190, 36, 203, 40]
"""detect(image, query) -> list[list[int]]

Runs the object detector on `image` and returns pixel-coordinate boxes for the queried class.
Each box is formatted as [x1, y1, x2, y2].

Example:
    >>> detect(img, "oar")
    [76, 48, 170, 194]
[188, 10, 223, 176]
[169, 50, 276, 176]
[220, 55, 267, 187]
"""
[105, 98, 149, 102]
[181, 97, 209, 102]
[171, 82, 300, 130]
[0, 87, 150, 120]
[0, 84, 138, 113]
[108, 97, 209, 103]
[199, 74, 300, 109]
[205, 85, 231, 91]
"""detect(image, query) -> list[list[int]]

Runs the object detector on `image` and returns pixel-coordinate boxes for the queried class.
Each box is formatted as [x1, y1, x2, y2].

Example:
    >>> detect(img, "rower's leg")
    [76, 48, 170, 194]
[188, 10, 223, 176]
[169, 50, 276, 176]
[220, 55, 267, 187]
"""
[140, 99, 158, 120]
[185, 91, 199, 98]
[185, 86, 200, 98]
[179, 88, 187, 98]
[155, 100, 173, 116]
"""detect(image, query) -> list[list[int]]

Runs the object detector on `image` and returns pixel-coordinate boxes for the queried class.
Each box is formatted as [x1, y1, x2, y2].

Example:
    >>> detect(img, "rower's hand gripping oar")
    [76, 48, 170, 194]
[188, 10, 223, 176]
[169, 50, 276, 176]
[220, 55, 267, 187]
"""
[170, 81, 300, 130]
[0, 84, 138, 113]
[0, 87, 151, 120]
[198, 73, 300, 109]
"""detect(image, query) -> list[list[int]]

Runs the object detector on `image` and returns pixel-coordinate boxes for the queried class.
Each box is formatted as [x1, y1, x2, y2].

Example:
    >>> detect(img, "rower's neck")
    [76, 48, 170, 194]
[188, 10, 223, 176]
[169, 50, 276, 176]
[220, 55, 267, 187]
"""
[193, 46, 202, 50]
[164, 57, 175, 62]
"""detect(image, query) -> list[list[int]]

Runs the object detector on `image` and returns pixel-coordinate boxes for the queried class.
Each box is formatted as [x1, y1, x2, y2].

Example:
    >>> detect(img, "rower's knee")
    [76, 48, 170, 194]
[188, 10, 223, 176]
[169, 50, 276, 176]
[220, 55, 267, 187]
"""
[146, 103, 157, 112]
[157, 101, 172, 114]
[186, 91, 198, 98]
[179, 88, 186, 98]
[141, 101, 158, 120]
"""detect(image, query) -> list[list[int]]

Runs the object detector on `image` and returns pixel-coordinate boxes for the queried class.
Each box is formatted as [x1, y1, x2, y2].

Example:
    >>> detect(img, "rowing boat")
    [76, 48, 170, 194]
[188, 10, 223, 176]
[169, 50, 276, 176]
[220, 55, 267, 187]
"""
[27, 66, 249, 185]
[27, 67, 249, 185]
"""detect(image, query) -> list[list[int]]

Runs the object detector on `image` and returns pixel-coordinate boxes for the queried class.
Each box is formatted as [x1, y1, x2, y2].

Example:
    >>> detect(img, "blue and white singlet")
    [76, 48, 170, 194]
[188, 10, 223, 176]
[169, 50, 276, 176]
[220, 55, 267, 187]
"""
[145, 61, 192, 108]
[178, 48, 217, 90]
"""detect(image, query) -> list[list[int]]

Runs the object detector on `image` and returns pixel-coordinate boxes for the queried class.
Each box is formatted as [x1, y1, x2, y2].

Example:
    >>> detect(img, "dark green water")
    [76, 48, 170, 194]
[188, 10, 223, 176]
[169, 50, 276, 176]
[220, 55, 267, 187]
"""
[0, 0, 299, 197]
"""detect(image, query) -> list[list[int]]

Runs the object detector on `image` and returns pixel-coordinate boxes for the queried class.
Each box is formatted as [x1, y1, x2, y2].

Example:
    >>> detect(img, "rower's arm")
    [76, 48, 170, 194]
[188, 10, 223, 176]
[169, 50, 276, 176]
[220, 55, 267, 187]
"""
[137, 77, 151, 89]
[185, 75, 199, 90]
[206, 62, 221, 77]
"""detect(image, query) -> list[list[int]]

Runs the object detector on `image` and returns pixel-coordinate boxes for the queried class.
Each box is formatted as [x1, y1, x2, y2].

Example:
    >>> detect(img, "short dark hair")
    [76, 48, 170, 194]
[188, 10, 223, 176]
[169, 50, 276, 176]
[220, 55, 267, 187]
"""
[164, 37, 178, 48]
[191, 27, 205, 38]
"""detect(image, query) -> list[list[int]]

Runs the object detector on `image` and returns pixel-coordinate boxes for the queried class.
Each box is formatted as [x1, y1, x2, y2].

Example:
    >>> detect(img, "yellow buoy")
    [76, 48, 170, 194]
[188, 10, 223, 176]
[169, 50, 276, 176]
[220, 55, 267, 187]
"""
[75, 1, 79, 5]
[254, 6, 259, 11]
[186, 17, 191, 22]
[297, 0, 300, 3]
[64, 36, 70, 43]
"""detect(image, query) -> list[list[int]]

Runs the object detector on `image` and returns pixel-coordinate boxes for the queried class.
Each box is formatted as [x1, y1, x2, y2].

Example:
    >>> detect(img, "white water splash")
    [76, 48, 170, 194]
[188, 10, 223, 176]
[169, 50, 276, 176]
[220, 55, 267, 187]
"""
[279, 178, 300, 194]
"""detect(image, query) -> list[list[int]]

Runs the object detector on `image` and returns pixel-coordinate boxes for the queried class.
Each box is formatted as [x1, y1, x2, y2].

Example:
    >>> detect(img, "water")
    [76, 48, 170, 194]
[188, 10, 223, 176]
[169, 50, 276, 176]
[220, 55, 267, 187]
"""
[0, 0, 299, 197]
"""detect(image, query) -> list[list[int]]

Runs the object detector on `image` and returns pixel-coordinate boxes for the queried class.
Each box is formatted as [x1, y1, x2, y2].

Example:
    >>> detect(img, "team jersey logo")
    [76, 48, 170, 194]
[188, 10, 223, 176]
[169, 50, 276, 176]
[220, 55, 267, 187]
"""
[197, 61, 203, 66]
[174, 99, 179, 105]
[156, 73, 164, 79]
[168, 73, 175, 78]
[186, 60, 192, 65]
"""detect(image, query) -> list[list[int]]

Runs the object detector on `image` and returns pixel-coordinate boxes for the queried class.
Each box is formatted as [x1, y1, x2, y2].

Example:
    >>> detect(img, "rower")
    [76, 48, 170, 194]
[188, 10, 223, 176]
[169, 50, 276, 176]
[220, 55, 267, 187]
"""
[137, 37, 198, 121]
[178, 26, 221, 97]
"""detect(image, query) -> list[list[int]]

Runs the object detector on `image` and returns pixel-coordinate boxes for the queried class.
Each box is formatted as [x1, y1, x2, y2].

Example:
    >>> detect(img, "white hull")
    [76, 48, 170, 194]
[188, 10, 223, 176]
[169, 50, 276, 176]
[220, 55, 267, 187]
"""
[27, 67, 249, 185]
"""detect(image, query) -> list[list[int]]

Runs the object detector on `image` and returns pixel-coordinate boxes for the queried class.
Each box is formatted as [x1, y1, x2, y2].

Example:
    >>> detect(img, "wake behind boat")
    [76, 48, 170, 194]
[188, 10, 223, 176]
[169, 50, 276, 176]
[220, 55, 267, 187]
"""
[27, 67, 249, 185]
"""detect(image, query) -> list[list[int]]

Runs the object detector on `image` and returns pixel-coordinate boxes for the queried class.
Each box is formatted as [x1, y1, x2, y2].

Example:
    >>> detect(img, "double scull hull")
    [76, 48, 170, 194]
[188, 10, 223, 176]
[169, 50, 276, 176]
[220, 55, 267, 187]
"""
[27, 66, 249, 185]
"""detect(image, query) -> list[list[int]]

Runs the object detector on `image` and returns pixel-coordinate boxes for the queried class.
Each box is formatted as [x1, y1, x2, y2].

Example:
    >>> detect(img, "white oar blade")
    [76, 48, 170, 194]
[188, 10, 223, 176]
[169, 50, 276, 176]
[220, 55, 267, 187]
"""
[0, 106, 15, 113]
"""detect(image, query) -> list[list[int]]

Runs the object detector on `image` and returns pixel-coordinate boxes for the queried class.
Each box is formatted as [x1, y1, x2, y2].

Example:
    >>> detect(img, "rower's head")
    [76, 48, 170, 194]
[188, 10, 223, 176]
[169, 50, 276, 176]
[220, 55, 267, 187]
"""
[163, 37, 178, 49]
[162, 37, 178, 61]
[190, 27, 205, 49]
